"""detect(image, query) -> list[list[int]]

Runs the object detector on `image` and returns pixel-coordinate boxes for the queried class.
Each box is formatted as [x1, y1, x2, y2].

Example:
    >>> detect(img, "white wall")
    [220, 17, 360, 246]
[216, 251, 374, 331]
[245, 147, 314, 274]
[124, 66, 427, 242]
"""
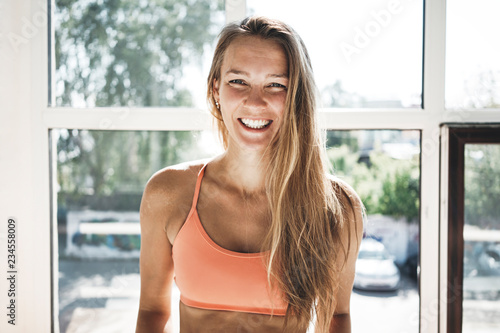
[0, 1, 52, 332]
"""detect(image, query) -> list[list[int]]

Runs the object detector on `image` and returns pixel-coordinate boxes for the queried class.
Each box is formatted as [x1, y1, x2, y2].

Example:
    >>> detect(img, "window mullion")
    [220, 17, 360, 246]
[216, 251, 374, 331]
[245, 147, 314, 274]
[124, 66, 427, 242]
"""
[421, 1, 447, 333]
[43, 107, 213, 131]
[43, 107, 441, 131]
[422, 0, 447, 114]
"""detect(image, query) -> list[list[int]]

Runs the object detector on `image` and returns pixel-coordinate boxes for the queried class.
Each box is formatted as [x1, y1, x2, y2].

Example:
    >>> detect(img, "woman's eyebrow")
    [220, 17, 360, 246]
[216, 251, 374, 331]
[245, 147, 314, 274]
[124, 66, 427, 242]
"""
[225, 69, 288, 79]
[268, 73, 288, 79]
[226, 69, 249, 76]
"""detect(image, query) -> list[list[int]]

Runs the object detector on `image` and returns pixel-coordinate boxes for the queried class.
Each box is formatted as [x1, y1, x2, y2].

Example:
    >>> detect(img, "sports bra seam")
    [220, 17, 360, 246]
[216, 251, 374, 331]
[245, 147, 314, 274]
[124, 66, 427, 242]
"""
[180, 296, 287, 316]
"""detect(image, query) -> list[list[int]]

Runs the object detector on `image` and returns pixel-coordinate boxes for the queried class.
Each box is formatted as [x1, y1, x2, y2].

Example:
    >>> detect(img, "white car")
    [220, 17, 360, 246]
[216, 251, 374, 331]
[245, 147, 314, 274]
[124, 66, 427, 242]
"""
[353, 238, 401, 291]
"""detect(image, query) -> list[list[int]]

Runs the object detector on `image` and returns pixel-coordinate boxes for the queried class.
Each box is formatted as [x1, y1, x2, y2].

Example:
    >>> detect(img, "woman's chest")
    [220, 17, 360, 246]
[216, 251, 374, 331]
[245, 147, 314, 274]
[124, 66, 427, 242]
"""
[196, 188, 271, 254]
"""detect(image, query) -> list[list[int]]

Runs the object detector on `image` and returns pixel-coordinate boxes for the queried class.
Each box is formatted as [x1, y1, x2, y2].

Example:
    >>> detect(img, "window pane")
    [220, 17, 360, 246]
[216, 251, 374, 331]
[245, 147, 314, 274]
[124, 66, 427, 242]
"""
[55, 129, 221, 332]
[446, 0, 500, 109]
[247, 0, 423, 108]
[54, 0, 224, 108]
[326, 130, 420, 333]
[55, 128, 420, 332]
[463, 144, 500, 332]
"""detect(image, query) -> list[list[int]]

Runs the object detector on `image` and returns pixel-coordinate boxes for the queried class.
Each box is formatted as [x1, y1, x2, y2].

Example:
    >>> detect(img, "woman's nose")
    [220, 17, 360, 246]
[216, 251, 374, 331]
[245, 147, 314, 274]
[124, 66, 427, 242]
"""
[244, 87, 267, 109]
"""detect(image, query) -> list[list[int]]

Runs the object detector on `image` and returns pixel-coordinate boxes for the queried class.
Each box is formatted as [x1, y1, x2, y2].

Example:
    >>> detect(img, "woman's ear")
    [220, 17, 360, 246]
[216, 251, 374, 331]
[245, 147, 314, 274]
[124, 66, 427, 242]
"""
[213, 78, 220, 101]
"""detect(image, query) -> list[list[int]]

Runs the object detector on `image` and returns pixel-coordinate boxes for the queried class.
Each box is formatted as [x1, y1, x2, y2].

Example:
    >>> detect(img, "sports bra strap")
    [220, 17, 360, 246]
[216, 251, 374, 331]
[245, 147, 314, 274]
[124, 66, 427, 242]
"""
[190, 163, 208, 211]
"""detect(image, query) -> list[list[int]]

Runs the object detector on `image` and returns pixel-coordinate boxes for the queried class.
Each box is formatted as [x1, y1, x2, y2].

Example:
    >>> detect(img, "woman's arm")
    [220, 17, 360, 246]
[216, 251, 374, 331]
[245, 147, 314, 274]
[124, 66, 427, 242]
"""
[329, 179, 364, 333]
[329, 313, 351, 332]
[135, 172, 177, 333]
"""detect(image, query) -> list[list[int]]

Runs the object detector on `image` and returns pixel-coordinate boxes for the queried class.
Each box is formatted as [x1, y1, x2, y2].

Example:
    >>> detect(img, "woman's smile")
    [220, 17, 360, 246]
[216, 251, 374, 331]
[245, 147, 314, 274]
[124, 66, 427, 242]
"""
[238, 118, 273, 129]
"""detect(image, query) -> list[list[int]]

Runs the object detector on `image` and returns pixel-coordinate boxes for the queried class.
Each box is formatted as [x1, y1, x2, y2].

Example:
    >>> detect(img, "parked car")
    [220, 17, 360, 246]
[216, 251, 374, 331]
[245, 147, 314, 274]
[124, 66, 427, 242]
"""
[464, 241, 500, 277]
[404, 253, 419, 281]
[354, 238, 401, 291]
[463, 241, 500, 300]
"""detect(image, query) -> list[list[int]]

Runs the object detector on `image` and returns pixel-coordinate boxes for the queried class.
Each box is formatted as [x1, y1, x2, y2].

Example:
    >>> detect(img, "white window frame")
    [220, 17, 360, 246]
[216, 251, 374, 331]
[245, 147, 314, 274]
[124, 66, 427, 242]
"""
[1, 0, 500, 332]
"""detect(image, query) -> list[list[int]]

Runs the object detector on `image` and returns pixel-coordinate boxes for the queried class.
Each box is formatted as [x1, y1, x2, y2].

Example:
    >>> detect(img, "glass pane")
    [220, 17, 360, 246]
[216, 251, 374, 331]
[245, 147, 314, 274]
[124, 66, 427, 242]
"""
[55, 129, 221, 332]
[326, 130, 420, 333]
[54, 0, 224, 108]
[247, 0, 423, 108]
[55, 129, 420, 332]
[446, 0, 500, 109]
[463, 144, 500, 332]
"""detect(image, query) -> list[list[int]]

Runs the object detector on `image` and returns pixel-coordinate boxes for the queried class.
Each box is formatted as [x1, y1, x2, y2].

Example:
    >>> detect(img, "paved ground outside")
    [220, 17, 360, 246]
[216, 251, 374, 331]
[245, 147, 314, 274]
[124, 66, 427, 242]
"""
[58, 259, 499, 333]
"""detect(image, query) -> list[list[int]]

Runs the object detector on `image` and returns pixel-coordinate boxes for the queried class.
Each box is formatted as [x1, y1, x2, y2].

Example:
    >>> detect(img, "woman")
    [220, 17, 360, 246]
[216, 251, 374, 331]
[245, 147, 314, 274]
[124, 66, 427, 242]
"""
[136, 16, 363, 333]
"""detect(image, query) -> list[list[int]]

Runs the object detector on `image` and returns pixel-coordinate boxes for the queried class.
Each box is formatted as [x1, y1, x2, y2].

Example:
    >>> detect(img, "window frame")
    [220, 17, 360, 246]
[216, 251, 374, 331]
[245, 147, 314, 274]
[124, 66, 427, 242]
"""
[2, 0, 500, 332]
[445, 126, 500, 333]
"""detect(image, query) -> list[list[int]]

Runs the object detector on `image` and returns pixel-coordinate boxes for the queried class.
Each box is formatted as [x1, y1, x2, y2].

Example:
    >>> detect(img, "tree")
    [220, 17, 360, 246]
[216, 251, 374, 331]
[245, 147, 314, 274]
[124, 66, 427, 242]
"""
[464, 144, 500, 228]
[326, 132, 420, 221]
[55, 0, 223, 107]
[378, 168, 419, 222]
[55, 0, 224, 208]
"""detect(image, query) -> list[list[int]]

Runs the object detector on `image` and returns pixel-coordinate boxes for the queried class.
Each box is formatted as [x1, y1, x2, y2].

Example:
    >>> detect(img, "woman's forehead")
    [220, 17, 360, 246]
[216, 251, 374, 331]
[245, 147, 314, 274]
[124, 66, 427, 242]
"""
[221, 36, 288, 76]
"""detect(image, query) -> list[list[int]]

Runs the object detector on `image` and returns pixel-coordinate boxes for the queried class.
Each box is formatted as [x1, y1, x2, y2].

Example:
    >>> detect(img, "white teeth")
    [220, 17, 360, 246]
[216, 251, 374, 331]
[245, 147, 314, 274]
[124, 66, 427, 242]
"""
[240, 118, 271, 129]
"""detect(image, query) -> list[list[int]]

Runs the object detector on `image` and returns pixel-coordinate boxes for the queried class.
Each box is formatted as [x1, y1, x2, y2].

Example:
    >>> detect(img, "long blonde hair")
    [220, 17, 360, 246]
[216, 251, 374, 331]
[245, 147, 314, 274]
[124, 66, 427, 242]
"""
[207, 16, 354, 332]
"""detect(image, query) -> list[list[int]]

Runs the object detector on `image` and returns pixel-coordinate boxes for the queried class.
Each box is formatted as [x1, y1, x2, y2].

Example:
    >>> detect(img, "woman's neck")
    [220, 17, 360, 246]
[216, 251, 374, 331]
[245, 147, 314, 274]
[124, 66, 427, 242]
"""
[212, 146, 271, 196]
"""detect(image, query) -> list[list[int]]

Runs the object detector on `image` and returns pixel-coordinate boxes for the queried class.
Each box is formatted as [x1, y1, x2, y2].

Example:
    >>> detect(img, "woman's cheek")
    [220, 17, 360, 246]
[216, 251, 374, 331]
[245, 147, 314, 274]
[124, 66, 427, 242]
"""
[269, 92, 287, 114]
[225, 86, 246, 100]
[222, 89, 246, 111]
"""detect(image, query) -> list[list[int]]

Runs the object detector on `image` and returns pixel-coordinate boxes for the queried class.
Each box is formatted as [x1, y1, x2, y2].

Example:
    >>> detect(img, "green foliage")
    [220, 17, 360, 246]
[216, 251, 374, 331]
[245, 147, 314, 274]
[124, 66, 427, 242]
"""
[464, 145, 500, 228]
[55, 0, 224, 106]
[55, 0, 224, 210]
[326, 131, 358, 152]
[378, 168, 419, 221]
[327, 134, 420, 222]
[57, 130, 211, 207]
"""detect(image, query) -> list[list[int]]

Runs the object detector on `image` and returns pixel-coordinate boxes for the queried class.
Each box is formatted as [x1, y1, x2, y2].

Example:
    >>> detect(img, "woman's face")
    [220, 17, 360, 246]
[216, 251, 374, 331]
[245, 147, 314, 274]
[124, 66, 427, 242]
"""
[213, 36, 289, 152]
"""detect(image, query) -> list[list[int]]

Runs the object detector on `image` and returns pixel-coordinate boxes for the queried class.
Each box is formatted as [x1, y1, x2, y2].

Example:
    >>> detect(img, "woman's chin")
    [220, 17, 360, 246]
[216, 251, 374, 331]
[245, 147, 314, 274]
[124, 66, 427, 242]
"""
[229, 137, 274, 154]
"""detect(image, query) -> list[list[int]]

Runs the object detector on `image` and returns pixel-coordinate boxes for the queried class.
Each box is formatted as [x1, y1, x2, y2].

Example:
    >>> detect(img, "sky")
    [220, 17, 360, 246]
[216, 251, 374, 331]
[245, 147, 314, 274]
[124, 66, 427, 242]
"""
[248, 0, 423, 105]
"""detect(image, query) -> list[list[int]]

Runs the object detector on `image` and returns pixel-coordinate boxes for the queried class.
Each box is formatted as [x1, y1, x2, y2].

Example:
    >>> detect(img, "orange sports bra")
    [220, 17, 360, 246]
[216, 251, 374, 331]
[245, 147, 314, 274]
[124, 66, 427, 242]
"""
[171, 163, 288, 316]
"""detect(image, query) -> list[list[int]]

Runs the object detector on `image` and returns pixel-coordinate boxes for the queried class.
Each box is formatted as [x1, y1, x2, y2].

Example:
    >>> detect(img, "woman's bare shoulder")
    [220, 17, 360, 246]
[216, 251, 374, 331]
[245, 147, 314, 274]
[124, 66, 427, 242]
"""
[140, 160, 210, 243]
[140, 159, 209, 222]
[144, 159, 207, 198]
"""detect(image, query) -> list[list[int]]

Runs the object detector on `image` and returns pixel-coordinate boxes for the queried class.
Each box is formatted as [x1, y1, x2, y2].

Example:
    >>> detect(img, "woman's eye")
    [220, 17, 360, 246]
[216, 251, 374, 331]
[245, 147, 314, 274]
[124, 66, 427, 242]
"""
[269, 83, 287, 89]
[229, 79, 245, 85]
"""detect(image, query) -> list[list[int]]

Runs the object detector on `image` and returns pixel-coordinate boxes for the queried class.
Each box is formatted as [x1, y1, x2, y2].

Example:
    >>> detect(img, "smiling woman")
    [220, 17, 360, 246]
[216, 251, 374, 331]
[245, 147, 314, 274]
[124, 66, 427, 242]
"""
[135, 16, 364, 333]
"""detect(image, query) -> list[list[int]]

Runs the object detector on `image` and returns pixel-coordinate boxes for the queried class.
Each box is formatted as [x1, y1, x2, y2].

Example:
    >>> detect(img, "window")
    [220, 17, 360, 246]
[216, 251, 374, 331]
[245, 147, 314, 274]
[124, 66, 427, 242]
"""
[445, 0, 500, 109]
[248, 0, 424, 108]
[54, 0, 224, 108]
[327, 130, 420, 333]
[55, 129, 220, 332]
[446, 127, 500, 333]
